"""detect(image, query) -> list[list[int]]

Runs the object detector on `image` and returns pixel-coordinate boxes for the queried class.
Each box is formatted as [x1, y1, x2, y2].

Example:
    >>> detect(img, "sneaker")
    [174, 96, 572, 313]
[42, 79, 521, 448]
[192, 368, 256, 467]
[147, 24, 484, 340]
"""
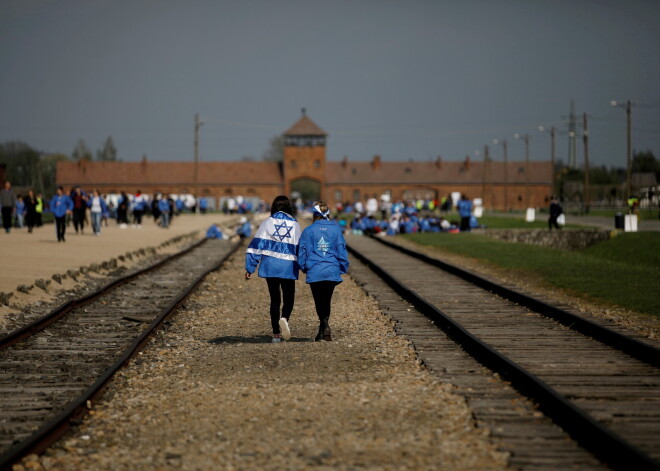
[279, 318, 291, 341]
[271, 337, 282, 343]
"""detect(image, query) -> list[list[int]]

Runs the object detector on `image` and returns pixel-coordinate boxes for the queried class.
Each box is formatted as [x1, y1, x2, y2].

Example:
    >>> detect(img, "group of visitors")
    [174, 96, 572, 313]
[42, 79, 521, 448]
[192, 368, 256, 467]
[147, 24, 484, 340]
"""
[1, 181, 45, 234]
[245, 196, 349, 343]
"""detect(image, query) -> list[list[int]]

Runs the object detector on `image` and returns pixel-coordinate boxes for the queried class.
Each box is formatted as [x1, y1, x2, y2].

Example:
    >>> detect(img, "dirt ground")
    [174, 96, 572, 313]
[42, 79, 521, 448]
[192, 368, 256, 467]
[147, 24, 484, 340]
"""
[0, 214, 233, 294]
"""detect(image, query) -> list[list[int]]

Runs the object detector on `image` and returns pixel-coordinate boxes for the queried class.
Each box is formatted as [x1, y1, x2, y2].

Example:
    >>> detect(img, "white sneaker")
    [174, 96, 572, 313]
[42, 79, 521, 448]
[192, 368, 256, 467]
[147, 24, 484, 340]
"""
[279, 318, 291, 341]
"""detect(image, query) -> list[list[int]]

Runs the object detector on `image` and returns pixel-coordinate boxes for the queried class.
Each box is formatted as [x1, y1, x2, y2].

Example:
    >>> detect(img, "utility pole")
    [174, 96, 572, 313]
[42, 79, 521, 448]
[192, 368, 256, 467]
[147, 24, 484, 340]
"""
[583, 113, 590, 214]
[482, 144, 489, 206]
[193, 113, 204, 198]
[625, 100, 632, 201]
[568, 99, 577, 168]
[550, 126, 556, 197]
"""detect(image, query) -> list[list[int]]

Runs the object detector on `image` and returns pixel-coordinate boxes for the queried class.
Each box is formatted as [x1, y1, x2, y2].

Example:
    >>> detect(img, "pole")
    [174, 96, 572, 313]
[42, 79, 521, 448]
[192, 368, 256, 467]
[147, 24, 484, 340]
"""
[626, 100, 632, 201]
[524, 134, 530, 208]
[583, 113, 590, 213]
[503, 139, 509, 212]
[482, 144, 488, 205]
[194, 113, 201, 198]
[550, 126, 556, 197]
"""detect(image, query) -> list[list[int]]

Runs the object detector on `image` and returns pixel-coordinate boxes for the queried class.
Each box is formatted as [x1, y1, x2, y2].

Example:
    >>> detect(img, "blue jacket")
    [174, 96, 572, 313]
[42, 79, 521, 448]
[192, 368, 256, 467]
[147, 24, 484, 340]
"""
[87, 196, 109, 213]
[158, 198, 170, 213]
[298, 219, 349, 284]
[458, 199, 473, 218]
[246, 212, 300, 279]
[50, 194, 73, 217]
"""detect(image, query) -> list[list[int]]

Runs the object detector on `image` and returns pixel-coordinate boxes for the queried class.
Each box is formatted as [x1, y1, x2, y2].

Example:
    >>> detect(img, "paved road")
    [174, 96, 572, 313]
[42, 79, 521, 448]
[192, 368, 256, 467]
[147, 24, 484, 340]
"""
[561, 214, 660, 231]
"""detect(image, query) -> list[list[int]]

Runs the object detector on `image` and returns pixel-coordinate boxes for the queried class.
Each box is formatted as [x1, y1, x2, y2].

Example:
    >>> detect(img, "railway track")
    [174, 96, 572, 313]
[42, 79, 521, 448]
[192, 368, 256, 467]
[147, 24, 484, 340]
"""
[347, 235, 660, 471]
[0, 237, 240, 470]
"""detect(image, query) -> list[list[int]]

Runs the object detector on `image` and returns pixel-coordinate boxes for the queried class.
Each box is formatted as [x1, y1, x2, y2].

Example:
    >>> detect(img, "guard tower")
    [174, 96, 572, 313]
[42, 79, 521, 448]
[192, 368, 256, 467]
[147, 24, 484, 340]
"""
[282, 109, 327, 202]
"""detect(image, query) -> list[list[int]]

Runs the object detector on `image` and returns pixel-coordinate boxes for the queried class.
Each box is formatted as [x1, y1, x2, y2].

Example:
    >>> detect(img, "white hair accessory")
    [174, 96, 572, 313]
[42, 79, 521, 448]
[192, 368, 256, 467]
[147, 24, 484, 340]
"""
[313, 204, 330, 219]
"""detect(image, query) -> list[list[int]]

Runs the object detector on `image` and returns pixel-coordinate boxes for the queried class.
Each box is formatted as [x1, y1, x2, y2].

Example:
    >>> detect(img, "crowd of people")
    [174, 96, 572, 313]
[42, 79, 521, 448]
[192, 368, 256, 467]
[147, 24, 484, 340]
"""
[330, 194, 481, 236]
[0, 181, 216, 241]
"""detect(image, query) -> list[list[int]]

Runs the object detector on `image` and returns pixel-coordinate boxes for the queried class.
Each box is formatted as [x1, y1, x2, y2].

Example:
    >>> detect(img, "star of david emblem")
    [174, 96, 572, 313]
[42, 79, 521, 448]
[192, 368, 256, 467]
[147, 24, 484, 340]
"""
[317, 236, 329, 256]
[271, 221, 293, 242]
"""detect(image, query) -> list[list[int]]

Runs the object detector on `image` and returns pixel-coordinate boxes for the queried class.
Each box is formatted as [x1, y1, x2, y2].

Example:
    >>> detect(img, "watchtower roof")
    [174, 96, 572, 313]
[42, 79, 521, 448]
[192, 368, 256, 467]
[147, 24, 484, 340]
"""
[283, 111, 327, 136]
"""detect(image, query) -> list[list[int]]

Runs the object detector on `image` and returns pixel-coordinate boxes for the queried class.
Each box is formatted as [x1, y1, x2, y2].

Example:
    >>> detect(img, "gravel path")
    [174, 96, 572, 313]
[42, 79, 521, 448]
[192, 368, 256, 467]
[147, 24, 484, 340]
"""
[19, 248, 508, 470]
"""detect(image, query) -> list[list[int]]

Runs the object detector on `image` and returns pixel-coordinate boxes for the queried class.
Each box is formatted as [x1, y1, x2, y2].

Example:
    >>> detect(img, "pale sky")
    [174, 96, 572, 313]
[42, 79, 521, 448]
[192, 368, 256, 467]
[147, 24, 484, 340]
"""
[1, 0, 658, 168]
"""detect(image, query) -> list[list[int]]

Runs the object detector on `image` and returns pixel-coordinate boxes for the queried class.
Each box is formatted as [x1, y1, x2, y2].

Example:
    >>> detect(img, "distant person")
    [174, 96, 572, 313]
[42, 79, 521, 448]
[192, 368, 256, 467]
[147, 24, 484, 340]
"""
[245, 195, 301, 343]
[70, 186, 88, 234]
[87, 189, 109, 235]
[151, 194, 161, 224]
[1, 181, 16, 233]
[158, 195, 171, 228]
[236, 216, 252, 239]
[35, 193, 44, 227]
[548, 196, 563, 230]
[205, 224, 224, 239]
[24, 190, 38, 233]
[132, 190, 147, 228]
[117, 191, 130, 228]
[15, 195, 25, 228]
[50, 186, 73, 242]
[298, 200, 349, 341]
[199, 196, 209, 214]
[457, 194, 473, 232]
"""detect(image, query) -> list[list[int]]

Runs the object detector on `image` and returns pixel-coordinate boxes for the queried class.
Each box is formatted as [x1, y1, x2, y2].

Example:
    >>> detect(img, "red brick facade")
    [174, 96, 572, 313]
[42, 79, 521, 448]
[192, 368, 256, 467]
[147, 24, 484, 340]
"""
[56, 114, 553, 210]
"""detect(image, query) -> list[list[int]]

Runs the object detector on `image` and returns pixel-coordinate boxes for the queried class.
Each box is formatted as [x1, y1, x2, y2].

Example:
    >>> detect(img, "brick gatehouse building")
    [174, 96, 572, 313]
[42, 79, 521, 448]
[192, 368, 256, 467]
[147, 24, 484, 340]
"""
[57, 112, 552, 210]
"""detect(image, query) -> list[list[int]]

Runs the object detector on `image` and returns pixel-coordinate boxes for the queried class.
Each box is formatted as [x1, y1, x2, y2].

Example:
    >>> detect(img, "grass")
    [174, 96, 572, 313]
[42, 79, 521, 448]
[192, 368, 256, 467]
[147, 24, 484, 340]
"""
[401, 231, 660, 317]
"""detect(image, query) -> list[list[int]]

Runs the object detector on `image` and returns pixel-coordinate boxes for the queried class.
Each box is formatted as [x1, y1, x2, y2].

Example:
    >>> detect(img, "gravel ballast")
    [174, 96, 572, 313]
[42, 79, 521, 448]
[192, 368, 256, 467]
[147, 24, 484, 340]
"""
[20, 250, 508, 471]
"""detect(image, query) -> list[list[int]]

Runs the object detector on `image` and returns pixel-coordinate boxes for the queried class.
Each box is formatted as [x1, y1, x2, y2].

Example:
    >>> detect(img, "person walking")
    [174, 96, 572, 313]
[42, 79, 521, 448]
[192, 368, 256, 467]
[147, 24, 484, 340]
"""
[15, 195, 25, 228]
[1, 181, 17, 233]
[24, 190, 37, 233]
[50, 186, 73, 242]
[298, 200, 349, 341]
[87, 189, 108, 235]
[117, 191, 129, 228]
[245, 195, 301, 343]
[132, 190, 146, 227]
[158, 195, 171, 228]
[457, 194, 473, 232]
[35, 193, 44, 227]
[70, 186, 88, 234]
[548, 196, 563, 230]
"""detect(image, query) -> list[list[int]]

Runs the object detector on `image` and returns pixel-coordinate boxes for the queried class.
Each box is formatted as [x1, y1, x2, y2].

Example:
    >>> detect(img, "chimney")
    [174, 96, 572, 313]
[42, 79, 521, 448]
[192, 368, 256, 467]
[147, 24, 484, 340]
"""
[435, 156, 442, 168]
[341, 155, 348, 169]
[464, 155, 471, 170]
[372, 155, 381, 169]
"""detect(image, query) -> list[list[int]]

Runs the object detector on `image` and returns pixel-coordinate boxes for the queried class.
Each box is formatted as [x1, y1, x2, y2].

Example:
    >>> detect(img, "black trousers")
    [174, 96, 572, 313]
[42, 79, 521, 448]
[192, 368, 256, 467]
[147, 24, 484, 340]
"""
[548, 216, 560, 230]
[310, 281, 338, 321]
[133, 210, 144, 225]
[460, 216, 470, 231]
[1, 207, 12, 231]
[266, 278, 295, 334]
[55, 216, 66, 241]
[73, 207, 86, 232]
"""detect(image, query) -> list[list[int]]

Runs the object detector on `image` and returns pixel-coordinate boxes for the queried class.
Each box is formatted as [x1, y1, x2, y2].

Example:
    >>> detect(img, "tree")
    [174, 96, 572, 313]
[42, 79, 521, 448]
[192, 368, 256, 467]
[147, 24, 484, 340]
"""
[96, 136, 118, 161]
[632, 150, 659, 181]
[72, 139, 92, 161]
[262, 135, 284, 162]
[0, 141, 40, 189]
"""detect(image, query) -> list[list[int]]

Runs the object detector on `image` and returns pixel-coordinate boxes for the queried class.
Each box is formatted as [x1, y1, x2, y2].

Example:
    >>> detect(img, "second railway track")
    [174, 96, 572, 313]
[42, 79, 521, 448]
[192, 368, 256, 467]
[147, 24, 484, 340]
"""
[0, 237, 240, 470]
[347, 235, 660, 471]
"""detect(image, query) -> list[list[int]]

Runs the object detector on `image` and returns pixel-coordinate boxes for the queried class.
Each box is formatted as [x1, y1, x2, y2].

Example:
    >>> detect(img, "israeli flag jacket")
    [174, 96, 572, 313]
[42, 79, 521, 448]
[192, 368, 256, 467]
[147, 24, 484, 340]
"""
[245, 211, 301, 279]
[298, 219, 349, 284]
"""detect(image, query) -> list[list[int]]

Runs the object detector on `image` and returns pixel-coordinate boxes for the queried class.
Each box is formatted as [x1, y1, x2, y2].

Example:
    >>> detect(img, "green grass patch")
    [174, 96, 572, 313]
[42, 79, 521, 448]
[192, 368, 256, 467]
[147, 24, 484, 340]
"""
[401, 232, 660, 317]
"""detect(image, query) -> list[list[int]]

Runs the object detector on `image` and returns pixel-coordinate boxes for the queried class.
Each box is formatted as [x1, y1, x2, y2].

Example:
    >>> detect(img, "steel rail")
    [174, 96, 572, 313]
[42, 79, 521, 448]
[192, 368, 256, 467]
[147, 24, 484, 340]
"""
[0, 239, 242, 471]
[371, 236, 660, 369]
[0, 237, 207, 350]
[347, 242, 660, 471]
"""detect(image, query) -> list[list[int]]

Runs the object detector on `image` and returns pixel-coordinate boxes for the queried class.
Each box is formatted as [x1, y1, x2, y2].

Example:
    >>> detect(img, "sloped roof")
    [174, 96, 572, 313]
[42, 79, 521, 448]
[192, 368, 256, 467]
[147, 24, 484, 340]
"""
[283, 114, 327, 136]
[57, 161, 282, 187]
[326, 160, 552, 185]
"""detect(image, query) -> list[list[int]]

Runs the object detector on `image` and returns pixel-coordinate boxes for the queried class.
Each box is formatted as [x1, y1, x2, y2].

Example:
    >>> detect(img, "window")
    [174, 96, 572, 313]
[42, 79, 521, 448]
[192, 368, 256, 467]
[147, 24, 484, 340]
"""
[353, 190, 360, 202]
[247, 188, 255, 194]
[351, 168, 357, 175]
[404, 167, 412, 173]
[225, 188, 233, 195]
[314, 160, 320, 168]
[290, 160, 297, 168]
[518, 167, 525, 174]
[334, 190, 342, 202]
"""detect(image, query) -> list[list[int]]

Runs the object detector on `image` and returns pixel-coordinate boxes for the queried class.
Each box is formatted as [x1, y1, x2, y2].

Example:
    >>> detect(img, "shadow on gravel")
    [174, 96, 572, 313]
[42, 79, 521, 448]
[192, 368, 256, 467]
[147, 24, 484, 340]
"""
[209, 336, 312, 344]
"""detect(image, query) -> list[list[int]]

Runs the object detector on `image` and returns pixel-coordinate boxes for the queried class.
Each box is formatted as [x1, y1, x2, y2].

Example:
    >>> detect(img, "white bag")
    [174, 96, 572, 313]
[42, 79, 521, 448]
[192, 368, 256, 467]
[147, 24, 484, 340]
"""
[557, 214, 565, 226]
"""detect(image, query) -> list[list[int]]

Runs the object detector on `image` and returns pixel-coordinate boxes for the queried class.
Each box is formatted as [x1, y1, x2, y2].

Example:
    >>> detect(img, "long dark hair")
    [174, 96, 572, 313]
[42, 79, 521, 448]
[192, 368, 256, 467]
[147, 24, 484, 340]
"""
[270, 195, 293, 215]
